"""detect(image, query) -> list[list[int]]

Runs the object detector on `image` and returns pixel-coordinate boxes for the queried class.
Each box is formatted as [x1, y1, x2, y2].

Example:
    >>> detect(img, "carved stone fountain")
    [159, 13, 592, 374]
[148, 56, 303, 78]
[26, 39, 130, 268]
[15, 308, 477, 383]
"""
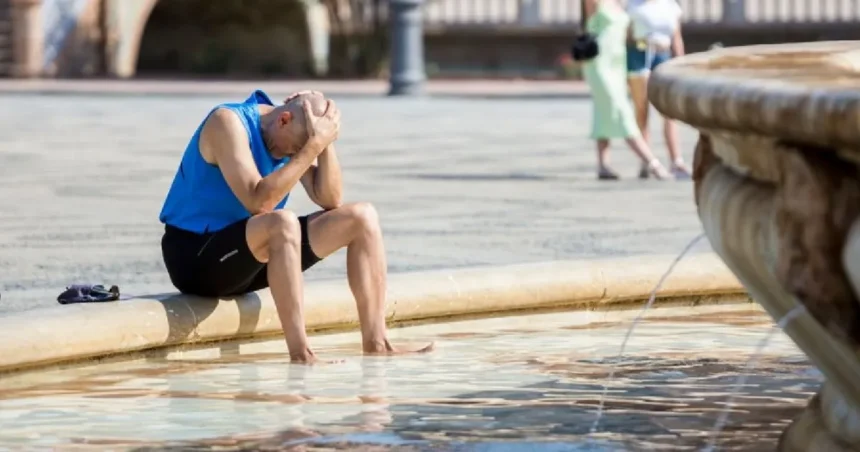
[649, 41, 860, 451]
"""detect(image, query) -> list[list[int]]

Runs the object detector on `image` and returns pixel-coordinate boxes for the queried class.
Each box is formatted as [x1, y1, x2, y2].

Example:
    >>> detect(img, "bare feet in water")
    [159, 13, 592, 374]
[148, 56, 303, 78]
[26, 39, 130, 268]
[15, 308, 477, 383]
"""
[363, 338, 436, 356]
[290, 349, 345, 365]
[289, 340, 435, 364]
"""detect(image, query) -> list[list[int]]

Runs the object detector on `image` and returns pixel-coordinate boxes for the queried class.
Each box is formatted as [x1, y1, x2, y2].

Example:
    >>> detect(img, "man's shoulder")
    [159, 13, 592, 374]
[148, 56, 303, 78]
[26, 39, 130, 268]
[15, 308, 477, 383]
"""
[201, 107, 249, 144]
[199, 107, 249, 163]
[205, 106, 245, 132]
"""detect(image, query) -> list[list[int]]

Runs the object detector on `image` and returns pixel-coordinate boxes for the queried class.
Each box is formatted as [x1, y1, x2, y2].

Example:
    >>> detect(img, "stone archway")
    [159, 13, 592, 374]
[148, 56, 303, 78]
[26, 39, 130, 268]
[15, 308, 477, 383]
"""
[103, 0, 158, 78]
[132, 0, 315, 78]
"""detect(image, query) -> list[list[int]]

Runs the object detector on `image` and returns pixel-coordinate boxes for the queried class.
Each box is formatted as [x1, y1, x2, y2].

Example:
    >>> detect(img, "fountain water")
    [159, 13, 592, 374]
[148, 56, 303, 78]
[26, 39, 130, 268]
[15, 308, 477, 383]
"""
[589, 233, 706, 435]
[703, 304, 807, 451]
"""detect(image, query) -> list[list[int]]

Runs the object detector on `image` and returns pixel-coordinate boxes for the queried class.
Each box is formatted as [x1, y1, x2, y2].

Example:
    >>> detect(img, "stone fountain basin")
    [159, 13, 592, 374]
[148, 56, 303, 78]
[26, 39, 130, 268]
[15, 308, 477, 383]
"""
[0, 305, 815, 450]
[0, 254, 814, 449]
[649, 40, 860, 450]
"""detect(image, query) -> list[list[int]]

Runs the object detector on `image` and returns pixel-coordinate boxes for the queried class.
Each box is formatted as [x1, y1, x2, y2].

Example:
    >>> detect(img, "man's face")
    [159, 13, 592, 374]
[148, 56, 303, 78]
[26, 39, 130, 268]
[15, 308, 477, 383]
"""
[268, 111, 308, 157]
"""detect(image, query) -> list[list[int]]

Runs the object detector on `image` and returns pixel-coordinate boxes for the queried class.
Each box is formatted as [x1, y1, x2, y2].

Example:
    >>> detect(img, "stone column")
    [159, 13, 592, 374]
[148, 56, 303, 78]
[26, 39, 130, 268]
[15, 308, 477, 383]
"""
[102, 0, 157, 79]
[388, 0, 425, 96]
[517, 0, 540, 27]
[722, 0, 745, 24]
[299, 0, 330, 77]
[10, 0, 44, 78]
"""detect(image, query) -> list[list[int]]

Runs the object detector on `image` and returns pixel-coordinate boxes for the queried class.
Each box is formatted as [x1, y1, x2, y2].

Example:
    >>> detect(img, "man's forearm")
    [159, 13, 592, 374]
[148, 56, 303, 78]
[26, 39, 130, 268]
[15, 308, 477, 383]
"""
[255, 146, 318, 213]
[314, 145, 344, 209]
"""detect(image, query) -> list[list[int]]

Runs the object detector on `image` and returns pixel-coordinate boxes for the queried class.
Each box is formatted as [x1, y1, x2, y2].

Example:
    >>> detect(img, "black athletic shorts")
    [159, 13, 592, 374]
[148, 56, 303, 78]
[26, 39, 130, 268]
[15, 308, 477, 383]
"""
[161, 215, 322, 297]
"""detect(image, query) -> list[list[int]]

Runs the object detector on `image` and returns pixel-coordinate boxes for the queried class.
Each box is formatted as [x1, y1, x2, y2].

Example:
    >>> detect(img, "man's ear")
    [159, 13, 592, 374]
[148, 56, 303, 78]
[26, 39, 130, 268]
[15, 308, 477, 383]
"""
[279, 111, 293, 126]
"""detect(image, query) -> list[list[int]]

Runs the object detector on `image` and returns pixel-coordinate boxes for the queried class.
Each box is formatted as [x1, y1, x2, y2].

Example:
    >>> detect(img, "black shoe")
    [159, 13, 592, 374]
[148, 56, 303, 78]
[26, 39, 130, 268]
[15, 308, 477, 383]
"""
[598, 167, 620, 180]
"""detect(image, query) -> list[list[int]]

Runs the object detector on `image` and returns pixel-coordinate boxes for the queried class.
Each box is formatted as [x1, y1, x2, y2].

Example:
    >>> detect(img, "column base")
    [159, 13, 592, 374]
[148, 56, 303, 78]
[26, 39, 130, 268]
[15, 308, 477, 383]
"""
[388, 80, 425, 96]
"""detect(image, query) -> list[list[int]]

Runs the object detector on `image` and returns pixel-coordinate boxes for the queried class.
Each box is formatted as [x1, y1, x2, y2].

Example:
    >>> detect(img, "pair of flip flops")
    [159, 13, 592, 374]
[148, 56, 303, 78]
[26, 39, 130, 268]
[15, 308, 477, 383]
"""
[57, 284, 120, 305]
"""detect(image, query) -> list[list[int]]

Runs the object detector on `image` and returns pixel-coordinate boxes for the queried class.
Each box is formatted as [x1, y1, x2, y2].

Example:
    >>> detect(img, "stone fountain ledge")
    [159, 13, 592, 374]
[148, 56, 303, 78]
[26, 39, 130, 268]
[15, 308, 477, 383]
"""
[0, 254, 744, 376]
[649, 40, 860, 451]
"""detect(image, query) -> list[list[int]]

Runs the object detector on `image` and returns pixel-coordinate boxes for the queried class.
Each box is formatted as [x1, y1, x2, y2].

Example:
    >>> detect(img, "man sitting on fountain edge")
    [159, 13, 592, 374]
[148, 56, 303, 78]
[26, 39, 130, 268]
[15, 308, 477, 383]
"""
[158, 89, 434, 364]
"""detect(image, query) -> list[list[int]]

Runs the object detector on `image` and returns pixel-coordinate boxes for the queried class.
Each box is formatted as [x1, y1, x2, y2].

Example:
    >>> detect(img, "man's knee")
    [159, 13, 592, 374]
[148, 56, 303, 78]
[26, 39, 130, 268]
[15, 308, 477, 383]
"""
[265, 210, 302, 246]
[344, 202, 380, 235]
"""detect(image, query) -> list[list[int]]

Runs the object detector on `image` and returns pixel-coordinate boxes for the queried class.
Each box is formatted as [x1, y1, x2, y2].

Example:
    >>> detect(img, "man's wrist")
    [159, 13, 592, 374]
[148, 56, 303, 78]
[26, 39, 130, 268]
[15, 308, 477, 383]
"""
[301, 139, 324, 157]
[319, 144, 334, 158]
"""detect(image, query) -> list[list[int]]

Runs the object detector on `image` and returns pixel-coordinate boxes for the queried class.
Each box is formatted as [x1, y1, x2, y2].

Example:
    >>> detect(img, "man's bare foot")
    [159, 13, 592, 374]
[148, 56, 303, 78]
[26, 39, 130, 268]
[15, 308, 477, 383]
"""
[289, 348, 343, 365]
[289, 347, 348, 365]
[363, 338, 435, 356]
[289, 346, 316, 362]
[290, 352, 317, 365]
[290, 355, 345, 365]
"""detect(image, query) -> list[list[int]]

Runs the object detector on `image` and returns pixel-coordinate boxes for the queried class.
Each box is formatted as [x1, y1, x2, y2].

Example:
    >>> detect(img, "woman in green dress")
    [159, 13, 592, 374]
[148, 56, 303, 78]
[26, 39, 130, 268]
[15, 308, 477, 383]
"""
[581, 0, 670, 180]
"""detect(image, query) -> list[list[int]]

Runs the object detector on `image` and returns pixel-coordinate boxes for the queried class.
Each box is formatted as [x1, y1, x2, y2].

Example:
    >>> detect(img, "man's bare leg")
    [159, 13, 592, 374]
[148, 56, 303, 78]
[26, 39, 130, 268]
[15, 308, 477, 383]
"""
[305, 202, 433, 354]
[245, 210, 315, 362]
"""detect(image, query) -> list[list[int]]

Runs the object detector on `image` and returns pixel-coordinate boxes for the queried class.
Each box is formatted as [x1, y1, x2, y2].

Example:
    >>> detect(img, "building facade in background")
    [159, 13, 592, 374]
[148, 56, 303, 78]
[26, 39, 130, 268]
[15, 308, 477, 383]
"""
[2, 0, 860, 80]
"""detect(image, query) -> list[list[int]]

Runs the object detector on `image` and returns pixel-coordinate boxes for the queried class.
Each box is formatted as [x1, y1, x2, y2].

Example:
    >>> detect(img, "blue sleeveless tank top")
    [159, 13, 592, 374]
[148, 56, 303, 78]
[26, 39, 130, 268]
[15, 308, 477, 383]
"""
[159, 90, 289, 234]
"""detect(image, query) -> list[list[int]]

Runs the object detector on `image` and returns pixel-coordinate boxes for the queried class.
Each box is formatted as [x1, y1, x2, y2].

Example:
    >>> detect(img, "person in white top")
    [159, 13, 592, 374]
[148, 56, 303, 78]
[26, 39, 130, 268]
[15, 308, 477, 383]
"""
[625, 0, 690, 179]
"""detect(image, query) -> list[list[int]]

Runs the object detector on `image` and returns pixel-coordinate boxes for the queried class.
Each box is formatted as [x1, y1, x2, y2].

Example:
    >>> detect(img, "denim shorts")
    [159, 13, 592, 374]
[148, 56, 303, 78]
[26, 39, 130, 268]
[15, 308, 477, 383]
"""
[627, 44, 671, 75]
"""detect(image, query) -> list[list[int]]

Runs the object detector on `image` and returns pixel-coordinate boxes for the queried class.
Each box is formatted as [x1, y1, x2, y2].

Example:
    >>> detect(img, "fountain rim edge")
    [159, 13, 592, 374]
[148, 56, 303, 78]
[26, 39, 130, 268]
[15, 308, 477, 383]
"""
[0, 253, 746, 377]
[648, 40, 860, 151]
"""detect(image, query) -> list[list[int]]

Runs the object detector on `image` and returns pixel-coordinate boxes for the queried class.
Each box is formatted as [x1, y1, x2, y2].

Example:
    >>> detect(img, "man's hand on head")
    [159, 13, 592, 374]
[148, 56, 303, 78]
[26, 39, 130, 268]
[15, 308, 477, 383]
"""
[285, 90, 325, 104]
[296, 94, 343, 210]
[301, 98, 341, 157]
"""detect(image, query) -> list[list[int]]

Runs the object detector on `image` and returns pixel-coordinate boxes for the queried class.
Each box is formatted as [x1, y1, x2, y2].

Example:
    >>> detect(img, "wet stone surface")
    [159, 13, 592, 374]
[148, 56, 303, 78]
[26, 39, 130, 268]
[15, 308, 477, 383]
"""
[0, 94, 704, 313]
[0, 306, 819, 451]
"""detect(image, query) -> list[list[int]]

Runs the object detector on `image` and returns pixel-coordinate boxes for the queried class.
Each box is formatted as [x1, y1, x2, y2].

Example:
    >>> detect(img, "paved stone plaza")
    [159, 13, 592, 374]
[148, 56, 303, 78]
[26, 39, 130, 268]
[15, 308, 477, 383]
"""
[0, 88, 709, 313]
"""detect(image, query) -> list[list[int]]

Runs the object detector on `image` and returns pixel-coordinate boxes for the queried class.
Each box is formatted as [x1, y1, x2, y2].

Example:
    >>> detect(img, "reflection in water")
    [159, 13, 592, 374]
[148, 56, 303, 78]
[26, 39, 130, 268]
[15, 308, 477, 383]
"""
[0, 306, 821, 451]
